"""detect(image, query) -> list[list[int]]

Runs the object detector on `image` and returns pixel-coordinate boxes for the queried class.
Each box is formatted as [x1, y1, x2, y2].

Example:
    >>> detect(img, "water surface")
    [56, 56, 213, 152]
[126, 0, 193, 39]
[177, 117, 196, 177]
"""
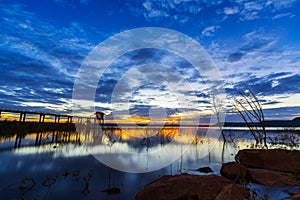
[0, 126, 299, 199]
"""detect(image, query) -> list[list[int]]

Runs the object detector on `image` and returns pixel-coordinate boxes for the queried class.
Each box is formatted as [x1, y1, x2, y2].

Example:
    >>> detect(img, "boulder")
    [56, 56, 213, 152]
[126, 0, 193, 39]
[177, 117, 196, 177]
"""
[220, 162, 248, 183]
[235, 149, 300, 173]
[215, 184, 250, 200]
[195, 167, 213, 173]
[135, 174, 232, 200]
[248, 168, 300, 186]
[290, 188, 300, 200]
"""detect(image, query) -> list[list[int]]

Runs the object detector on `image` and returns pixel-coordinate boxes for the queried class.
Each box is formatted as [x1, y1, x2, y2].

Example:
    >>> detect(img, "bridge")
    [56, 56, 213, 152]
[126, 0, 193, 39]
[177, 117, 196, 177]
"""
[0, 108, 98, 124]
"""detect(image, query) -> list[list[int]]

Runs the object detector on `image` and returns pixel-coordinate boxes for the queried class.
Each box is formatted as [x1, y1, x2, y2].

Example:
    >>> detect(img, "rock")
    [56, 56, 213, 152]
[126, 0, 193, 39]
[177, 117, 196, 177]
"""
[290, 188, 300, 200]
[195, 167, 213, 173]
[248, 168, 300, 186]
[220, 162, 248, 183]
[215, 184, 250, 200]
[101, 187, 121, 194]
[235, 149, 300, 173]
[176, 194, 200, 200]
[135, 174, 232, 200]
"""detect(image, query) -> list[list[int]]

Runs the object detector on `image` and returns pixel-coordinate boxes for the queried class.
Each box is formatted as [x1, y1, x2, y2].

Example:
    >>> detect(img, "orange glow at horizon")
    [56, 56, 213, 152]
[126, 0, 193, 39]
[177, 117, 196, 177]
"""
[0, 112, 212, 126]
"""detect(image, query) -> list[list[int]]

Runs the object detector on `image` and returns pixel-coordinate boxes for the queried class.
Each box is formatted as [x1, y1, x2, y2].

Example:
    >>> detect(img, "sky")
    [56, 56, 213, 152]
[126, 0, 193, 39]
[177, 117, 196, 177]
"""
[0, 0, 300, 123]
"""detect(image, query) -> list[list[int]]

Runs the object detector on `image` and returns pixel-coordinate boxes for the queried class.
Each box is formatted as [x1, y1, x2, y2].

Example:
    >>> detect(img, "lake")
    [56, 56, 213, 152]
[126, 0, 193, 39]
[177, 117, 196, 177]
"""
[0, 125, 299, 200]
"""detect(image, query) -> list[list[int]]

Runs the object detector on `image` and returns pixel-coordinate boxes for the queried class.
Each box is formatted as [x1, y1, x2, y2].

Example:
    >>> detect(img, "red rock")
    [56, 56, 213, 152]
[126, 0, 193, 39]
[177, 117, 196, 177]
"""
[220, 162, 248, 183]
[215, 184, 250, 200]
[235, 149, 300, 173]
[290, 188, 300, 200]
[248, 168, 300, 186]
[196, 166, 213, 173]
[135, 174, 231, 200]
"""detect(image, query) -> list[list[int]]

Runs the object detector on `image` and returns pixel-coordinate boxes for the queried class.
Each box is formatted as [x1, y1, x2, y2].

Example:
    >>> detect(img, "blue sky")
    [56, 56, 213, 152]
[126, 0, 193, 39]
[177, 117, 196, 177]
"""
[0, 0, 300, 122]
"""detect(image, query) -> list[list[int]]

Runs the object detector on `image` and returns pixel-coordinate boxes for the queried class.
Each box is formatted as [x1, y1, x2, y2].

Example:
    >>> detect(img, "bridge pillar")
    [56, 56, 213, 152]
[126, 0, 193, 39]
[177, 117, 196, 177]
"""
[39, 114, 45, 123]
[67, 116, 73, 123]
[19, 113, 22, 122]
[78, 117, 83, 124]
[54, 115, 61, 123]
[19, 113, 26, 122]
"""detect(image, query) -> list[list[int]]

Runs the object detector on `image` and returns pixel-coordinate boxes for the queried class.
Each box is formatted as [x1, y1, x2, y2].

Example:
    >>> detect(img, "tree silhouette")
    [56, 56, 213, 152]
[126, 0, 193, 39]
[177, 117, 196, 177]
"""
[233, 89, 267, 147]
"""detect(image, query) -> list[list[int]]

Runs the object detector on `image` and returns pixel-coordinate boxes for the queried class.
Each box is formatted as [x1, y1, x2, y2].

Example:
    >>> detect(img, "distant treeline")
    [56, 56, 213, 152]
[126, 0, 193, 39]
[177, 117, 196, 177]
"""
[0, 121, 76, 136]
[224, 117, 300, 127]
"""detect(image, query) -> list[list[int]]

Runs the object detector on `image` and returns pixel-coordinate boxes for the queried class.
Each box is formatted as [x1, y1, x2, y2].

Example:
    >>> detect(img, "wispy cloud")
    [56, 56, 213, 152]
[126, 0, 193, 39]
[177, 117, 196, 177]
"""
[53, 0, 91, 8]
[272, 12, 295, 20]
[223, 6, 239, 15]
[1, 0, 299, 121]
[268, 0, 299, 10]
[227, 29, 277, 62]
[206, 28, 300, 119]
[126, 0, 223, 23]
[201, 26, 220, 37]
[216, 0, 299, 21]
[0, 3, 101, 113]
[89, 47, 212, 119]
[238, 1, 265, 21]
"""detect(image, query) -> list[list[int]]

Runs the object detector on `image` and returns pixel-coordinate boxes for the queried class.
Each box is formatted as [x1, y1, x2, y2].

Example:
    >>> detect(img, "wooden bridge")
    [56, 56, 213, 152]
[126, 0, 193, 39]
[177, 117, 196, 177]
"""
[0, 108, 97, 124]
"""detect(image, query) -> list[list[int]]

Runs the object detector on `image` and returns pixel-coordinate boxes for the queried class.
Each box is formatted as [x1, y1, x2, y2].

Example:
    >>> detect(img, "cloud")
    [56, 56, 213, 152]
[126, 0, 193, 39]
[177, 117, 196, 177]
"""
[243, 1, 264, 11]
[143, 1, 152, 10]
[0, 3, 102, 113]
[227, 30, 277, 62]
[218, 0, 299, 21]
[227, 39, 274, 62]
[227, 52, 244, 62]
[229, 73, 300, 97]
[80, 45, 215, 119]
[201, 26, 220, 36]
[238, 1, 265, 21]
[1, 1, 299, 121]
[205, 26, 300, 120]
[53, 0, 91, 8]
[263, 106, 300, 120]
[272, 12, 295, 20]
[223, 6, 239, 15]
[268, 0, 299, 10]
[126, 0, 224, 23]
[215, 42, 300, 82]
[126, 0, 299, 33]
[127, 0, 300, 31]
[53, 0, 77, 8]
